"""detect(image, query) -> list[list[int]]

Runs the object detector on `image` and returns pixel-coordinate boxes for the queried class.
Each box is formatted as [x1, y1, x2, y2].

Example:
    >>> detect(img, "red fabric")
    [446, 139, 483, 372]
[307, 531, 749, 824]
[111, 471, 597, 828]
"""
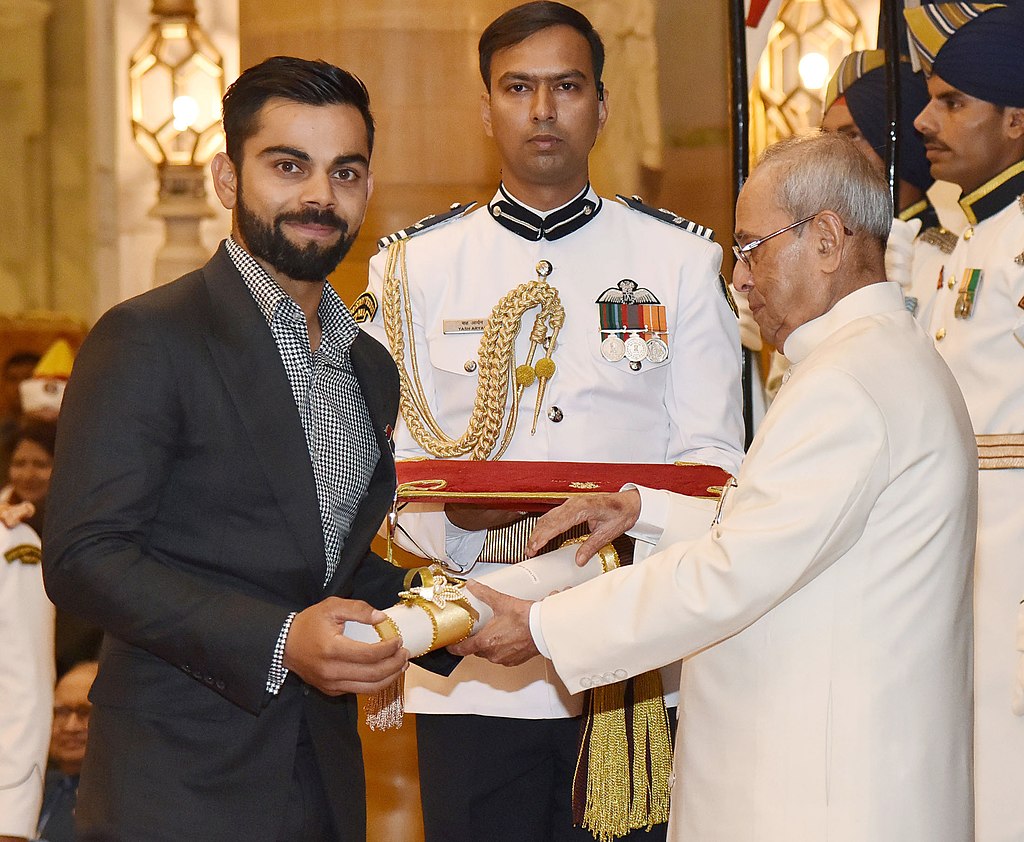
[746, 0, 772, 27]
[395, 460, 731, 511]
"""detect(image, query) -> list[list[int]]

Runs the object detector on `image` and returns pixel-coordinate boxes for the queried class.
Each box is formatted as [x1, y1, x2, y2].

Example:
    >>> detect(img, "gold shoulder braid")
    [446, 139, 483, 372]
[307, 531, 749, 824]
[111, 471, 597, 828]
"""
[382, 239, 564, 460]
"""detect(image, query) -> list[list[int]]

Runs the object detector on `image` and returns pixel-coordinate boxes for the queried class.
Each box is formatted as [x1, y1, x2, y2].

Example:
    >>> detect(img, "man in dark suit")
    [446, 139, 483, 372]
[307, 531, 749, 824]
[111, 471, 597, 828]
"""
[42, 57, 439, 842]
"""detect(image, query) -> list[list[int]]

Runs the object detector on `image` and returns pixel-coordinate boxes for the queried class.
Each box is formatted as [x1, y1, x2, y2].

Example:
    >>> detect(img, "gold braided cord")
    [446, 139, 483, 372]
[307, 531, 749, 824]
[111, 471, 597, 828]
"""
[382, 239, 564, 461]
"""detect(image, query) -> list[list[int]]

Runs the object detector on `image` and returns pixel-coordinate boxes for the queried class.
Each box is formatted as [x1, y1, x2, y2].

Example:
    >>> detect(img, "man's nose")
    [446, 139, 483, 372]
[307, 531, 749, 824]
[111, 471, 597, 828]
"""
[531, 87, 555, 122]
[914, 99, 936, 136]
[301, 171, 336, 207]
[731, 258, 754, 293]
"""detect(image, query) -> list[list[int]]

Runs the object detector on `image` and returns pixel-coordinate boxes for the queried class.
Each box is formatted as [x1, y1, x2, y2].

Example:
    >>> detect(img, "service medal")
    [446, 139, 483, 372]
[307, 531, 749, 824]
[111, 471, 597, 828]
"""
[954, 268, 982, 319]
[624, 333, 649, 363]
[646, 336, 669, 363]
[601, 335, 626, 362]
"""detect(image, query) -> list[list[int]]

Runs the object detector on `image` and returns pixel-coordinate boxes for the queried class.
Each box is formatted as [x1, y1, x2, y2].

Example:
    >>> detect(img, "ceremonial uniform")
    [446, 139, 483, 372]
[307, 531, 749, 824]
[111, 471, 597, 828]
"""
[361, 184, 743, 839]
[0, 522, 55, 839]
[539, 282, 976, 841]
[916, 163, 1024, 842]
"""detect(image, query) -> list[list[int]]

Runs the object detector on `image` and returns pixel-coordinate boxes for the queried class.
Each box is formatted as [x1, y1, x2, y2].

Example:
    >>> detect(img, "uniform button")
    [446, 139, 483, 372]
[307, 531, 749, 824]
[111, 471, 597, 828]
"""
[580, 677, 593, 688]
[964, 227, 974, 240]
[935, 327, 946, 341]
[547, 406, 563, 423]
[464, 360, 477, 373]
[492, 206, 503, 218]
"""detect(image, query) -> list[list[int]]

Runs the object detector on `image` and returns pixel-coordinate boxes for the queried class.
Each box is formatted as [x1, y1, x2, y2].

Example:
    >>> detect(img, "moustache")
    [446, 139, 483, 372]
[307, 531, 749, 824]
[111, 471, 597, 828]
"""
[276, 208, 349, 235]
[920, 135, 950, 152]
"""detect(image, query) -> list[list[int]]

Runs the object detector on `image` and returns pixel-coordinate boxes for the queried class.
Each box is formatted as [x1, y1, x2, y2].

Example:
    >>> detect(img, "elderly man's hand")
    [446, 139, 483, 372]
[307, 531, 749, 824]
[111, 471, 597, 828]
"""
[448, 581, 539, 666]
[526, 489, 641, 566]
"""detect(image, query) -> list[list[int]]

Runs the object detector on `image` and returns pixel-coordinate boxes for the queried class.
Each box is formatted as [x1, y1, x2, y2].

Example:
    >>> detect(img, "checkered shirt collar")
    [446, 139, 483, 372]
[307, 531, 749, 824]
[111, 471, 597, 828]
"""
[225, 236, 360, 354]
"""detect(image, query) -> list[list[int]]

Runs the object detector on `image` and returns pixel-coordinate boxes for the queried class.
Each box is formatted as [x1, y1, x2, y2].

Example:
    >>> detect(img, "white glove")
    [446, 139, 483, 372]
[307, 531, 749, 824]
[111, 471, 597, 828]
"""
[1012, 599, 1024, 716]
[884, 217, 922, 290]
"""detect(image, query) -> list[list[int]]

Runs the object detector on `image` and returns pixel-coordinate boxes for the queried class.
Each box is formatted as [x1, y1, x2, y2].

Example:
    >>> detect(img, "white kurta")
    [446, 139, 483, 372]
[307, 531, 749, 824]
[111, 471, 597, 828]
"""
[0, 522, 55, 838]
[917, 175, 1024, 842]
[540, 282, 976, 841]
[362, 187, 744, 718]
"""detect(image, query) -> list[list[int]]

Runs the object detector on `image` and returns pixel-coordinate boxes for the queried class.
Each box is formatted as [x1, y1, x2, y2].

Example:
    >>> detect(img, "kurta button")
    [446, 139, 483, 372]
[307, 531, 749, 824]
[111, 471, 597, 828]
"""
[547, 406, 563, 422]
[581, 676, 593, 688]
[614, 669, 627, 679]
[603, 672, 616, 684]
[464, 360, 477, 373]
[936, 327, 946, 341]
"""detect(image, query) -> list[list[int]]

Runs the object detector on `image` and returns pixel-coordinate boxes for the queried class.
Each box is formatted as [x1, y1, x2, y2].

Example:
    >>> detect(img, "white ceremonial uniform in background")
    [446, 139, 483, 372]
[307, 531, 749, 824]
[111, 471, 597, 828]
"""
[0, 522, 55, 839]
[915, 165, 1024, 842]
[362, 185, 744, 718]
[539, 282, 976, 841]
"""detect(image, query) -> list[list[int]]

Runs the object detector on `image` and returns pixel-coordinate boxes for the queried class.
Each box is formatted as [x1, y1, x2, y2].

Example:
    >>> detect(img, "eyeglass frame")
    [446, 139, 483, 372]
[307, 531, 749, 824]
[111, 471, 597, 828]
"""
[731, 214, 817, 267]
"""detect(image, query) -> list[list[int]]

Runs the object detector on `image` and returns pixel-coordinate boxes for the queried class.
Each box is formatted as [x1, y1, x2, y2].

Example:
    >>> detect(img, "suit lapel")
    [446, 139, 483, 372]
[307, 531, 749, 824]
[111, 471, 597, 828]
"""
[199, 246, 326, 583]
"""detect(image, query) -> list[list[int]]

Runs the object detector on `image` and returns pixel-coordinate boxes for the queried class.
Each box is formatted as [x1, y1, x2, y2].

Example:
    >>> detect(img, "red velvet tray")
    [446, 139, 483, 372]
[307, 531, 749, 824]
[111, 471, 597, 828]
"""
[395, 460, 731, 511]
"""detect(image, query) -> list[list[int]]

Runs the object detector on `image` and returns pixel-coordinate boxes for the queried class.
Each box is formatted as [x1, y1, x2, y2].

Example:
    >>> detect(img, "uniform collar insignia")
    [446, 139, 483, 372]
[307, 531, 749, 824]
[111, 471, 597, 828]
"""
[959, 159, 1024, 225]
[488, 184, 601, 241]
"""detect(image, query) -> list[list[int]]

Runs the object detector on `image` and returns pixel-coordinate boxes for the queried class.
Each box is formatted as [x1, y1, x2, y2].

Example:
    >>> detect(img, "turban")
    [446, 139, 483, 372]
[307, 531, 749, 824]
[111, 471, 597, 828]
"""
[905, 2, 1024, 107]
[824, 51, 933, 191]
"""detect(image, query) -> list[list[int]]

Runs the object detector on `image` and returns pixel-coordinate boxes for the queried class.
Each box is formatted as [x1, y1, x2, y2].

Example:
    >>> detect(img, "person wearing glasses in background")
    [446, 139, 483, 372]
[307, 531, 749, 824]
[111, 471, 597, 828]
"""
[455, 131, 977, 842]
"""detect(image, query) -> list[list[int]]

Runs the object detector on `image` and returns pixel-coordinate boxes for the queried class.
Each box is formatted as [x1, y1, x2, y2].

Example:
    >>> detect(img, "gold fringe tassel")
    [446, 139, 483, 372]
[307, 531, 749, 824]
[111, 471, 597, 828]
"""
[364, 673, 405, 732]
[575, 670, 672, 840]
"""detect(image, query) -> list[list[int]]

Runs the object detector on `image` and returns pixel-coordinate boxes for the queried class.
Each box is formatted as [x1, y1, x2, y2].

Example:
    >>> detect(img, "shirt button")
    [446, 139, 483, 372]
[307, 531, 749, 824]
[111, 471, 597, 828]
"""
[935, 327, 946, 341]
[464, 360, 478, 373]
[547, 406, 563, 423]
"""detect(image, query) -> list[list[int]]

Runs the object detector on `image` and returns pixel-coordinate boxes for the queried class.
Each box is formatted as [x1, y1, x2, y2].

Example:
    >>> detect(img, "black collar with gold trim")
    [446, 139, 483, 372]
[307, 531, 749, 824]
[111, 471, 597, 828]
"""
[959, 159, 1024, 225]
[898, 198, 940, 231]
[487, 184, 601, 241]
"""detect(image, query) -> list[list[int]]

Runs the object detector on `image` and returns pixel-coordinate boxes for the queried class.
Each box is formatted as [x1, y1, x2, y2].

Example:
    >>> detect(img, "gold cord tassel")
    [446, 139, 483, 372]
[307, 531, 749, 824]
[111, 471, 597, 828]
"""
[364, 674, 405, 732]
[574, 670, 672, 840]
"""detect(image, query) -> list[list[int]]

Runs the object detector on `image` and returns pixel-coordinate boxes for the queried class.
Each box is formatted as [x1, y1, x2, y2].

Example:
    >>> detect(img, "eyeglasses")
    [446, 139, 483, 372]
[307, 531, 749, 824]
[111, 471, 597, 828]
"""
[732, 214, 817, 267]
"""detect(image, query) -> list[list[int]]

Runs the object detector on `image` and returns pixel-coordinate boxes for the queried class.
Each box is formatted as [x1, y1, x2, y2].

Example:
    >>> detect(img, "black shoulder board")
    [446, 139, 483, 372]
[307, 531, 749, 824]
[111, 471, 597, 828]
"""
[377, 201, 476, 250]
[615, 194, 715, 242]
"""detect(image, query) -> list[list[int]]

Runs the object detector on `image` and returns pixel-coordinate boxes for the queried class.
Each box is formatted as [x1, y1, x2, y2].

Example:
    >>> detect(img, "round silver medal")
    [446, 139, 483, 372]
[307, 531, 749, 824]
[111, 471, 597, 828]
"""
[624, 333, 649, 363]
[601, 335, 626, 362]
[646, 336, 669, 363]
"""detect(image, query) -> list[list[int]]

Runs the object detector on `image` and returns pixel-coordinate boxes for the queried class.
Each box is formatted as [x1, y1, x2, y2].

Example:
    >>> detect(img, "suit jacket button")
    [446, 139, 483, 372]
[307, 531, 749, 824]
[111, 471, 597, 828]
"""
[302, 685, 310, 696]
[216, 680, 225, 691]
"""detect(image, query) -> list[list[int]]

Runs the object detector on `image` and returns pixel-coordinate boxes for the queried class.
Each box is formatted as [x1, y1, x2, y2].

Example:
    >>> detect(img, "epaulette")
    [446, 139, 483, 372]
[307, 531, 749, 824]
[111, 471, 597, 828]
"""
[615, 194, 715, 241]
[377, 201, 476, 250]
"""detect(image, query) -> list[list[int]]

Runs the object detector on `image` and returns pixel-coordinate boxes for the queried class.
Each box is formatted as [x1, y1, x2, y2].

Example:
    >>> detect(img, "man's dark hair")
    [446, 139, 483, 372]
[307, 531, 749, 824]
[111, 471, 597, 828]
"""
[478, 1, 605, 94]
[6, 418, 57, 460]
[221, 56, 375, 166]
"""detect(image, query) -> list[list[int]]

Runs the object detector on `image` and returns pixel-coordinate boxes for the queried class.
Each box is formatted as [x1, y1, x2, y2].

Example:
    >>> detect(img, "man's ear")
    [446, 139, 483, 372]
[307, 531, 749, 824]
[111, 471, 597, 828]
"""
[813, 210, 845, 272]
[1005, 106, 1024, 141]
[210, 152, 238, 210]
[596, 84, 609, 135]
[480, 92, 494, 138]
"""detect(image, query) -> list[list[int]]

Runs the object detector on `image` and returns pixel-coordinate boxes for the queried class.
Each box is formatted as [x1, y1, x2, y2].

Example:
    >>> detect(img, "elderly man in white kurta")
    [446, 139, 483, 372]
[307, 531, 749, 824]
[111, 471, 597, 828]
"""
[455, 132, 977, 842]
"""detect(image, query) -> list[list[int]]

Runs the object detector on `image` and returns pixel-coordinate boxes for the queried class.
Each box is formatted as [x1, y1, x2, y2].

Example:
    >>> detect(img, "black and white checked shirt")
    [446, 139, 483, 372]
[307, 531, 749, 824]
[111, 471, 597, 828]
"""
[225, 238, 380, 694]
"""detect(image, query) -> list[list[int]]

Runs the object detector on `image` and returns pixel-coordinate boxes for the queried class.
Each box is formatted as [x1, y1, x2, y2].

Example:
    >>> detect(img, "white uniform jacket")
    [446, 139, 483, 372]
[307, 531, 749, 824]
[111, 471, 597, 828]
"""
[0, 522, 55, 838]
[915, 162, 1024, 842]
[540, 282, 976, 841]
[362, 186, 744, 717]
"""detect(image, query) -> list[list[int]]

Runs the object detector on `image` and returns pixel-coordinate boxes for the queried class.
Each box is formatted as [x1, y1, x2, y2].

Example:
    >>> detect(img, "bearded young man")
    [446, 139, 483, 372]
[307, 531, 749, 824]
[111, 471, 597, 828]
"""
[42, 57, 453, 842]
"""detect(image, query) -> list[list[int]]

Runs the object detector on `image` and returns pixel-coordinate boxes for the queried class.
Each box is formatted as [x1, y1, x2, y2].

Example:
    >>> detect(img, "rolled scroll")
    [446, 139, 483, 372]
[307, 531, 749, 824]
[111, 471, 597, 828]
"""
[350, 542, 621, 729]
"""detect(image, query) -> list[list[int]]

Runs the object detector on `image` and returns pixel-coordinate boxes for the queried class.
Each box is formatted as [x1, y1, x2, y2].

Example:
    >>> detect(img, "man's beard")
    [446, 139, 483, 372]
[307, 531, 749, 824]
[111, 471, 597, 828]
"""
[236, 190, 359, 282]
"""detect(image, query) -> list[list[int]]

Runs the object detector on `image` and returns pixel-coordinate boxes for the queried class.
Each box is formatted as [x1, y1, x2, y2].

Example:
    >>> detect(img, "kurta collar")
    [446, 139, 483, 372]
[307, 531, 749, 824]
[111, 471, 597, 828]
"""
[487, 183, 602, 241]
[783, 281, 904, 364]
[959, 158, 1024, 225]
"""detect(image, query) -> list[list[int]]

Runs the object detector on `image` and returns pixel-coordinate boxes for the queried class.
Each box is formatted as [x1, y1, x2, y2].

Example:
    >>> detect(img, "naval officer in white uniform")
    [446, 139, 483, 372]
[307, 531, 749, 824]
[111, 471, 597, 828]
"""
[457, 132, 977, 842]
[358, 3, 743, 840]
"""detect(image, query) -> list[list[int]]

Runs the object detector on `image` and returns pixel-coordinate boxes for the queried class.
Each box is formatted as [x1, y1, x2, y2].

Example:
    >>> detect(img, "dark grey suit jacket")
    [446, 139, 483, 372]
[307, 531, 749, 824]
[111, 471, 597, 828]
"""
[43, 244, 441, 841]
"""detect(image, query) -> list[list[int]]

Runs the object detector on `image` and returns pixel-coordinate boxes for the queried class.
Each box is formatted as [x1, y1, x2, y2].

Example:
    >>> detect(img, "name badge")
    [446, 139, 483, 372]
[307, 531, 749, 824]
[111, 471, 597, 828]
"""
[443, 318, 486, 334]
